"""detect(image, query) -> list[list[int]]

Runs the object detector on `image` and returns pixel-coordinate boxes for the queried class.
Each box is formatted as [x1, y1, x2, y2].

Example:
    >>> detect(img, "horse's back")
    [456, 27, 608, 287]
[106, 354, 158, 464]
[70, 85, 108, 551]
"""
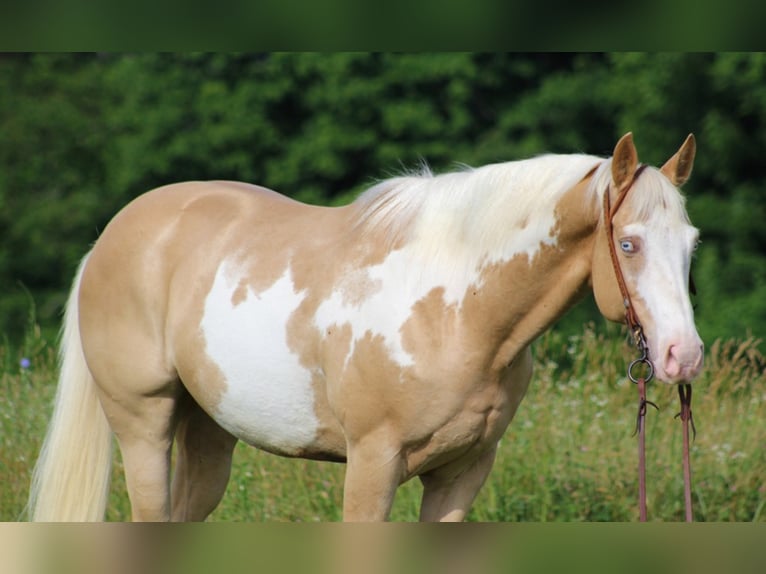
[79, 180, 307, 345]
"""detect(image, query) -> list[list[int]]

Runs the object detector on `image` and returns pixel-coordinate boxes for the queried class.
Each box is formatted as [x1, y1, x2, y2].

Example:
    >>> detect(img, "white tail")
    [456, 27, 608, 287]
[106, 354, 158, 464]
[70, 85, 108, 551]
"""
[27, 254, 113, 521]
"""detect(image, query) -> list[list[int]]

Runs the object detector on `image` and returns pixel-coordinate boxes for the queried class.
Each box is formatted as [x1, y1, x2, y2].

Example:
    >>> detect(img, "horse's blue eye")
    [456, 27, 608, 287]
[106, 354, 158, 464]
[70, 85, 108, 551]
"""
[620, 240, 635, 253]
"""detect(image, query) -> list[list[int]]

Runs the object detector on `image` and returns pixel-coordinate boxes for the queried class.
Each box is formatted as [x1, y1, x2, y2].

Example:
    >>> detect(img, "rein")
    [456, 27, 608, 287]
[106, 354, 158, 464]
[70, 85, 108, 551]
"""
[603, 166, 696, 522]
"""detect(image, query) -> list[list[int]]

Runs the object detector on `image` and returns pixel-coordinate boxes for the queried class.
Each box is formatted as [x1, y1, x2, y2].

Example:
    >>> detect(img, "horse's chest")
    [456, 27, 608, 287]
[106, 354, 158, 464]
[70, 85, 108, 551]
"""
[402, 385, 514, 476]
[403, 350, 533, 476]
[198, 263, 323, 455]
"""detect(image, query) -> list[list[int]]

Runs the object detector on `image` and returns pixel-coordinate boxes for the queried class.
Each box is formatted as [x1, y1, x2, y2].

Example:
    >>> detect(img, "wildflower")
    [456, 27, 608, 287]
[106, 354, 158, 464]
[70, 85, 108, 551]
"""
[20, 357, 31, 370]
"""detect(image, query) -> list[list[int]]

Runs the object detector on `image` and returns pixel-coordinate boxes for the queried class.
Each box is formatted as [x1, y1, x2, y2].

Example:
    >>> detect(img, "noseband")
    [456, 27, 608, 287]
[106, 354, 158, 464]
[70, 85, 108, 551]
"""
[603, 166, 696, 522]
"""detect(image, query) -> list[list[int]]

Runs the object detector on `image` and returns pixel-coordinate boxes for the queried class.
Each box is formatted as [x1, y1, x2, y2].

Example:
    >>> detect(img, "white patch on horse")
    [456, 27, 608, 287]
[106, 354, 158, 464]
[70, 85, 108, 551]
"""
[200, 261, 319, 454]
[625, 220, 700, 372]
[314, 233, 544, 374]
[314, 249, 428, 370]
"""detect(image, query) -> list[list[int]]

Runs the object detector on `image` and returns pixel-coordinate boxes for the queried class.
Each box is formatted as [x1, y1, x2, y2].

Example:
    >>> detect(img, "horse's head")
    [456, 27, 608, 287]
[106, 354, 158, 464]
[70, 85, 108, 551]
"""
[592, 133, 703, 384]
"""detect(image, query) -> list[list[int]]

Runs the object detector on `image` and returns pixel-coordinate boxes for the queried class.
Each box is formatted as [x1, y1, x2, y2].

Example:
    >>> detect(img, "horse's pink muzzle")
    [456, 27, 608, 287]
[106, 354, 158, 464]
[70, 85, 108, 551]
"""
[655, 336, 704, 383]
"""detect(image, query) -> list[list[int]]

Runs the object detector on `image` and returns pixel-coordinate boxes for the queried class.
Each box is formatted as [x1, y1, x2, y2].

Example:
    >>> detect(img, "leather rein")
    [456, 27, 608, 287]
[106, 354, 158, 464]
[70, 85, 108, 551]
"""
[602, 165, 696, 522]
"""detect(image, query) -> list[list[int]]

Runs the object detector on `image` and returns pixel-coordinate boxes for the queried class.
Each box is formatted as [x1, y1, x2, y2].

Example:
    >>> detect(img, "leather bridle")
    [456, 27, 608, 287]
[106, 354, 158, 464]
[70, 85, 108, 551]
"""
[602, 165, 696, 522]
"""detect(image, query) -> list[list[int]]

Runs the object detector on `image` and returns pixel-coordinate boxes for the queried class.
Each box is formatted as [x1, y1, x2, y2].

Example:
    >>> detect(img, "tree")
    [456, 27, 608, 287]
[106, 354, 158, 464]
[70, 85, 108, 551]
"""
[1, 53, 764, 345]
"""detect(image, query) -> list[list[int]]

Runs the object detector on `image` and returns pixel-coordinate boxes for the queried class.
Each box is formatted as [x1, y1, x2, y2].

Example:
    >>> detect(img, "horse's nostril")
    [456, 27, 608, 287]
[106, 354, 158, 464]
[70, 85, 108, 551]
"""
[663, 342, 704, 380]
[664, 345, 682, 378]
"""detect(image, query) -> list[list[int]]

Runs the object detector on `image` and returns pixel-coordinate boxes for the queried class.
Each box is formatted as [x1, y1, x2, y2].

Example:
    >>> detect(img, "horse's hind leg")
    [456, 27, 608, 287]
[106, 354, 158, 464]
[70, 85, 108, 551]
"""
[171, 397, 238, 521]
[99, 390, 180, 521]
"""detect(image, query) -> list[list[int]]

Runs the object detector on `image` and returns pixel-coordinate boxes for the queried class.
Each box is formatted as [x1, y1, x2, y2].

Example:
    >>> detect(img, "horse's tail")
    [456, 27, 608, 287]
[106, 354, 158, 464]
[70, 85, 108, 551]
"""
[27, 253, 113, 521]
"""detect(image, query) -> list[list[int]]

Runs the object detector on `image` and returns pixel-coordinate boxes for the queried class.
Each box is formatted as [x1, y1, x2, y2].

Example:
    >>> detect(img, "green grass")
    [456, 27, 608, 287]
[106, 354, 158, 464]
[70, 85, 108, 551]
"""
[2, 323, 764, 522]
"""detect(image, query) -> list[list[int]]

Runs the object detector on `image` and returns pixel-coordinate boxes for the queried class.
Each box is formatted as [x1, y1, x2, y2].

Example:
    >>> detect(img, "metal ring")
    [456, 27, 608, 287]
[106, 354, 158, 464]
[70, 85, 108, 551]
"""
[628, 357, 654, 384]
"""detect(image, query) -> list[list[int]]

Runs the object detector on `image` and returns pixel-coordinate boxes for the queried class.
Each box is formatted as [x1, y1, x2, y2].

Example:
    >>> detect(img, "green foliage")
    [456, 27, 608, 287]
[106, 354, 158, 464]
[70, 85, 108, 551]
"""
[0, 53, 764, 344]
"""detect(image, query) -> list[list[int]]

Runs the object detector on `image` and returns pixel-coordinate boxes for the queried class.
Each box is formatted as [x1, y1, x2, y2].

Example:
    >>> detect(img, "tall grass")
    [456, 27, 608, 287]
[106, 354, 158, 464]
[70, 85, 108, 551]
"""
[2, 322, 764, 521]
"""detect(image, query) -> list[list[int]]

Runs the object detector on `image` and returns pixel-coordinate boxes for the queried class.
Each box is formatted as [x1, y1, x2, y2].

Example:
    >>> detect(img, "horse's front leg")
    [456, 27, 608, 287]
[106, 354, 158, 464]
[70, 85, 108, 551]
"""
[418, 446, 497, 522]
[418, 347, 534, 522]
[342, 426, 406, 522]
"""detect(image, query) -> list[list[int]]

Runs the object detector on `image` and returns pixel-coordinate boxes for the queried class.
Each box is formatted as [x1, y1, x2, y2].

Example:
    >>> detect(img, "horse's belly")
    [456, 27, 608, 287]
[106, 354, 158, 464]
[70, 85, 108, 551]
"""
[197, 261, 326, 456]
[209, 353, 320, 456]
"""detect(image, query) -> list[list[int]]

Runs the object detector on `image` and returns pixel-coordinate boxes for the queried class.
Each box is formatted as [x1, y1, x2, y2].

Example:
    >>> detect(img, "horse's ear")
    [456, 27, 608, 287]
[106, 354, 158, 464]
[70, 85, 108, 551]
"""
[611, 132, 638, 192]
[660, 133, 696, 187]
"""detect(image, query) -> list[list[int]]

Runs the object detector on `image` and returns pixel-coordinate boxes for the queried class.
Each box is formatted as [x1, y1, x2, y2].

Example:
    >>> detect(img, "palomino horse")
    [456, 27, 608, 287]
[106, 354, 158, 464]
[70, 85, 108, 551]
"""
[28, 133, 703, 522]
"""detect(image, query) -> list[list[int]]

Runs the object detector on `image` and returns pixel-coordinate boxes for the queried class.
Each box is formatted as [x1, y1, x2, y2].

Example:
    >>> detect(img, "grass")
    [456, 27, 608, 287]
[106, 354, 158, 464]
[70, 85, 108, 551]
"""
[2, 322, 764, 522]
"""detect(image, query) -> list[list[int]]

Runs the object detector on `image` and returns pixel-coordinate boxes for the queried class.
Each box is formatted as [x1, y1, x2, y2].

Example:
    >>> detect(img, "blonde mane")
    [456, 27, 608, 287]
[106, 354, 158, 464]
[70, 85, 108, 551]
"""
[353, 154, 604, 261]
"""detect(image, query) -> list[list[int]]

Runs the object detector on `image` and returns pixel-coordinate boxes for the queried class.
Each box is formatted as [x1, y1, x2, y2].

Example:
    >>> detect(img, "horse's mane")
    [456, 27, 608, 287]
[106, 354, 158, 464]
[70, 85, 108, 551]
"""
[352, 154, 604, 258]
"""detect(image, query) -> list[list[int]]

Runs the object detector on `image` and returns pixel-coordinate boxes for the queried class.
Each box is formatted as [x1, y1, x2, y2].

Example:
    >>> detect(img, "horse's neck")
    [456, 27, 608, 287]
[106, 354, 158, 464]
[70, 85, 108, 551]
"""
[475, 180, 600, 369]
[350, 164, 601, 369]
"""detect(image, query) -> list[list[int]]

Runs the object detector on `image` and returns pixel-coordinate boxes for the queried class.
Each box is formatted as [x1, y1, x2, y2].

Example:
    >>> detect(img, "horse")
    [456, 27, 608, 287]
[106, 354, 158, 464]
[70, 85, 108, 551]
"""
[27, 132, 703, 522]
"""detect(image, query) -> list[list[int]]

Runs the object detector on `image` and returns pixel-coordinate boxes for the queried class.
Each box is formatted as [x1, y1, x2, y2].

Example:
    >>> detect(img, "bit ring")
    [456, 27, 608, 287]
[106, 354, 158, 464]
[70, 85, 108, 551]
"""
[628, 357, 654, 384]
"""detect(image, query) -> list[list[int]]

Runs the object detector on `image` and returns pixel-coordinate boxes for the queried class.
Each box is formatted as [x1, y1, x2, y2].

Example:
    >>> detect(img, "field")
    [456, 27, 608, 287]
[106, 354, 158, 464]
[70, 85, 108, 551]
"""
[2, 322, 764, 522]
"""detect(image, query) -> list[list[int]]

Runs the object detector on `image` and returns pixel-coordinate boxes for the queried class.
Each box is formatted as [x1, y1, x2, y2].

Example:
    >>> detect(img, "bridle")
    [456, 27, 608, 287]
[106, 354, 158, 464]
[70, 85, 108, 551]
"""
[602, 165, 696, 522]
